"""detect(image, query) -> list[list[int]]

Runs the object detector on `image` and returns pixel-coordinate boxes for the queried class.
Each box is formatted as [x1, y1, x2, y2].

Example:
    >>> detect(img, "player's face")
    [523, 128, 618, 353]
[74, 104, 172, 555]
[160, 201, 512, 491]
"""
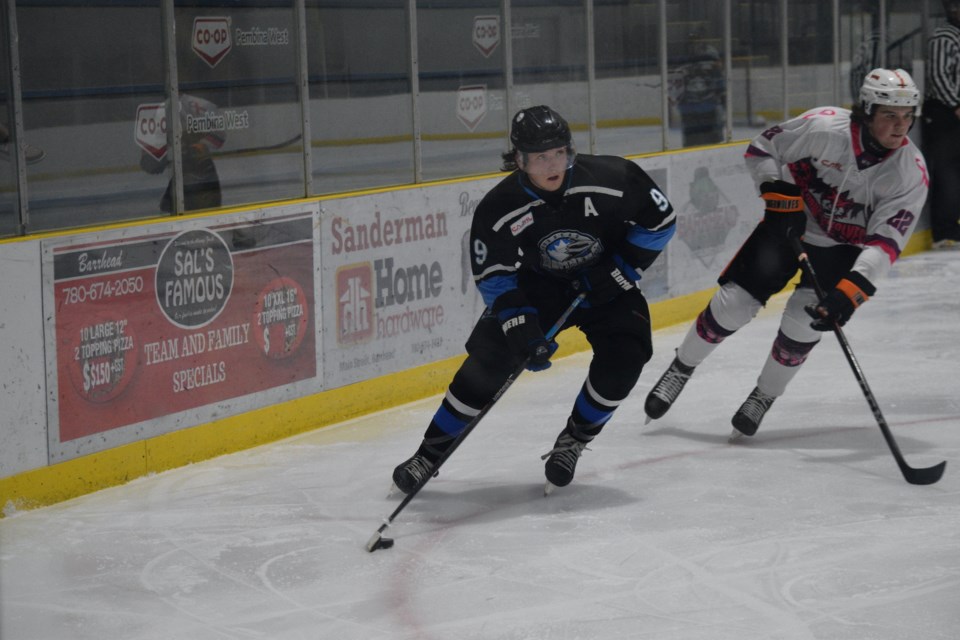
[867, 106, 914, 150]
[520, 146, 572, 191]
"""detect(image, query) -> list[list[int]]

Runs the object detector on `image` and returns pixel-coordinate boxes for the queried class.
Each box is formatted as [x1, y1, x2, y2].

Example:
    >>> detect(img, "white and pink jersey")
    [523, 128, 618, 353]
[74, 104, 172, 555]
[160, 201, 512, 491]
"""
[745, 107, 928, 284]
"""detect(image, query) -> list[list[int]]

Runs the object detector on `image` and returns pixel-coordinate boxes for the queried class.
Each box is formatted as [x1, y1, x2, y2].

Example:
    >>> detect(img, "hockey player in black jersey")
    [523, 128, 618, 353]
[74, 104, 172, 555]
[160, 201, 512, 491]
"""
[391, 105, 676, 494]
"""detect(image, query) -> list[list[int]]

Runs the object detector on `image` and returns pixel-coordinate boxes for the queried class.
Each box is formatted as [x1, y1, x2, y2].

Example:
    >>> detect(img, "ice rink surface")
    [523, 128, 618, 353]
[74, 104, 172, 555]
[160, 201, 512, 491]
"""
[2, 249, 959, 640]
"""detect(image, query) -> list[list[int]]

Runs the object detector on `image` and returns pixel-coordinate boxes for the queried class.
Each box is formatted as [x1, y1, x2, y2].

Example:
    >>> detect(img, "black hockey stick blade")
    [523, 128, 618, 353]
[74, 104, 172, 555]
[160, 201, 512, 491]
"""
[897, 458, 946, 486]
[792, 239, 946, 485]
[838, 326, 946, 486]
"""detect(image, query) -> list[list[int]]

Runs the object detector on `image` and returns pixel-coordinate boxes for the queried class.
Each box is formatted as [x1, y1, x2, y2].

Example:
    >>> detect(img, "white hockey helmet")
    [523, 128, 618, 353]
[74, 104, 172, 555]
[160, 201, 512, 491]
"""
[859, 68, 921, 116]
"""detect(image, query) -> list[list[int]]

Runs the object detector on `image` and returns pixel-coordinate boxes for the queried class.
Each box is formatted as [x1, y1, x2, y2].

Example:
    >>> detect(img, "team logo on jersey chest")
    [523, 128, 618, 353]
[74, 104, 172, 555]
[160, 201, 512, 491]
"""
[538, 230, 602, 272]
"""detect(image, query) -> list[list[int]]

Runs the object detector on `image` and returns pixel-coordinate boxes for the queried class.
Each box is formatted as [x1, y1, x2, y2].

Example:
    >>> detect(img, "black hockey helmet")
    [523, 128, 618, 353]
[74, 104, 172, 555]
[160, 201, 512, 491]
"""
[510, 106, 572, 152]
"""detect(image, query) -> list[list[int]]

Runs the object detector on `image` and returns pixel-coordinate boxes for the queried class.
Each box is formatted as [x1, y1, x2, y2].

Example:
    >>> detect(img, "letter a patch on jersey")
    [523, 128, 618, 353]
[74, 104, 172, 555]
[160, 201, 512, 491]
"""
[584, 197, 599, 217]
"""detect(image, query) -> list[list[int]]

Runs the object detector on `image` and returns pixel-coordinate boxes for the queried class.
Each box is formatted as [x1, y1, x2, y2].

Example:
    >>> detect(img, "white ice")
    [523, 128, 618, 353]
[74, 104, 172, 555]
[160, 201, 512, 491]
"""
[2, 249, 959, 640]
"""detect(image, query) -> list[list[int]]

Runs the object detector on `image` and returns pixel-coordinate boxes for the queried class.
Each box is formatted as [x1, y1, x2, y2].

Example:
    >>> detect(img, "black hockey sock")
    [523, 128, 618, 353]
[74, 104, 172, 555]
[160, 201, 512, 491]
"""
[566, 417, 604, 442]
[417, 391, 481, 462]
[568, 378, 623, 440]
[416, 423, 456, 463]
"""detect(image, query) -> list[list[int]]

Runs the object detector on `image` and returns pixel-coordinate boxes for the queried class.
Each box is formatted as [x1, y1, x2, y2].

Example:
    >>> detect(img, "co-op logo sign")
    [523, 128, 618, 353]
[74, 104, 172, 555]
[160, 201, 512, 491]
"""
[193, 17, 232, 68]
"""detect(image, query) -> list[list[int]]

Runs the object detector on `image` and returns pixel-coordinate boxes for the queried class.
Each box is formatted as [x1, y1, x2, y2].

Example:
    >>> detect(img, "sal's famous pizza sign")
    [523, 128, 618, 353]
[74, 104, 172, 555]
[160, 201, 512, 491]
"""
[50, 215, 316, 442]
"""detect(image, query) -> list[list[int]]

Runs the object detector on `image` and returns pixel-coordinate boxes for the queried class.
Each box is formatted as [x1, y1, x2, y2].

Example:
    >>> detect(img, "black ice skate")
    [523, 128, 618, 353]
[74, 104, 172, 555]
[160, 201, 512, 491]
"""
[644, 355, 696, 422]
[391, 453, 438, 496]
[730, 386, 777, 439]
[542, 421, 592, 495]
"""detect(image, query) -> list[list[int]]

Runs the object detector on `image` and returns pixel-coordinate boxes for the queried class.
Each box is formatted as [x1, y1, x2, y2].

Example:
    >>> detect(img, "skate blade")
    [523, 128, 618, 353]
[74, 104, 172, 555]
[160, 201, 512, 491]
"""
[544, 481, 559, 496]
[386, 482, 401, 498]
[644, 415, 653, 425]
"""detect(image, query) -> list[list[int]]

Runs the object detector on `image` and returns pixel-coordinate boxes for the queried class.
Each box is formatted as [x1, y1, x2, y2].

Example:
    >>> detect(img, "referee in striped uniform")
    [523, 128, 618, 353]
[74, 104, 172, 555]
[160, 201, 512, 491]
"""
[924, 0, 960, 248]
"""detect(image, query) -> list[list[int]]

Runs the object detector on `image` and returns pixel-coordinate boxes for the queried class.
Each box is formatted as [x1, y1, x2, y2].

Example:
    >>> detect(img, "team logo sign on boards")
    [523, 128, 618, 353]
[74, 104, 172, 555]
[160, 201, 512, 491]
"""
[472, 15, 500, 58]
[192, 17, 232, 68]
[457, 85, 488, 131]
[336, 263, 374, 345]
[134, 103, 167, 160]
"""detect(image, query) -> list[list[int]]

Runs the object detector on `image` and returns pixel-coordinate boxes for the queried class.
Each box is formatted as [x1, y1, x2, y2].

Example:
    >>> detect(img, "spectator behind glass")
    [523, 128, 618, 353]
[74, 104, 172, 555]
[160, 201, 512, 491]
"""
[676, 41, 726, 147]
[139, 94, 224, 214]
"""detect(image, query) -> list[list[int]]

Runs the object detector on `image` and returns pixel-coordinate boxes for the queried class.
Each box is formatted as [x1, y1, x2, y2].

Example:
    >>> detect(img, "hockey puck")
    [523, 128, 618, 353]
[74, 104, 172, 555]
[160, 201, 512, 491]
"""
[365, 532, 395, 552]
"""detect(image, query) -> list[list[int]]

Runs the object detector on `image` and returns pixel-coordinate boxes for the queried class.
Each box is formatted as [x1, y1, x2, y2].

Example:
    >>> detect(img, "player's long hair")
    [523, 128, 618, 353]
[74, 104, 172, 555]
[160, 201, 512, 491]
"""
[501, 148, 520, 172]
[851, 103, 870, 124]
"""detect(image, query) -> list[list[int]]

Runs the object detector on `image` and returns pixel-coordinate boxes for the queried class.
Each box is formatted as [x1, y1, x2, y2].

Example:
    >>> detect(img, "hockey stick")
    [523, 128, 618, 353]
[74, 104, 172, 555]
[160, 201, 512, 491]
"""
[212, 133, 303, 157]
[366, 292, 587, 552]
[792, 238, 946, 485]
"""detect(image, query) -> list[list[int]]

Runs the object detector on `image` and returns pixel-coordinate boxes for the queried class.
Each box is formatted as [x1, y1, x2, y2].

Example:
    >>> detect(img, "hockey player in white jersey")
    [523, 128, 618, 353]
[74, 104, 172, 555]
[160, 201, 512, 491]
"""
[644, 68, 929, 437]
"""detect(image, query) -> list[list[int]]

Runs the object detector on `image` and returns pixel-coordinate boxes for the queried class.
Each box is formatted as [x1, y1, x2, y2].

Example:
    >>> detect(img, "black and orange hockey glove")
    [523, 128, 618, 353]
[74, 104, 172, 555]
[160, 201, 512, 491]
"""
[760, 180, 806, 240]
[804, 271, 876, 331]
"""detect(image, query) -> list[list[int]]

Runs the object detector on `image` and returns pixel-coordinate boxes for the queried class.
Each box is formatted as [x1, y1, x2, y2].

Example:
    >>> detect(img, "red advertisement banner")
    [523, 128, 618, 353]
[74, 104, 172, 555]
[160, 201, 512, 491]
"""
[51, 215, 316, 442]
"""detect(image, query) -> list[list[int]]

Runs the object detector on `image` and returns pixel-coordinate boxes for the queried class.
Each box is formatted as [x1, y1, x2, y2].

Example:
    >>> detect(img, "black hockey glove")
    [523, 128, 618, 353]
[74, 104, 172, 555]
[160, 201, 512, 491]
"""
[498, 309, 557, 371]
[760, 180, 806, 241]
[804, 271, 876, 331]
[572, 256, 637, 305]
[493, 292, 557, 371]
